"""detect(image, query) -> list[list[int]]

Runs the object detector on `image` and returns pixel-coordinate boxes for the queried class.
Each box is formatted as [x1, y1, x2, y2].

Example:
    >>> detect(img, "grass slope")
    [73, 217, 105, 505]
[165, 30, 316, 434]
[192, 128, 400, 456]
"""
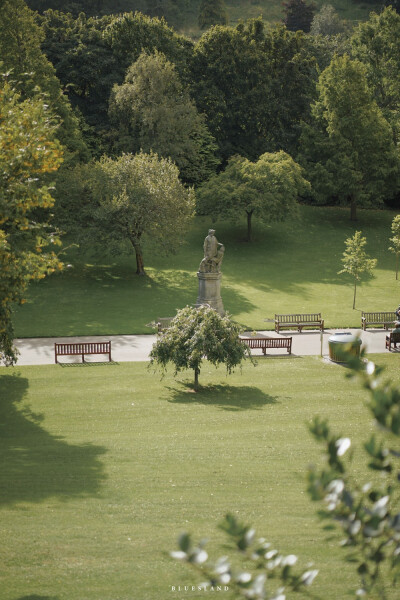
[0, 354, 398, 600]
[176, 0, 381, 37]
[13, 206, 400, 338]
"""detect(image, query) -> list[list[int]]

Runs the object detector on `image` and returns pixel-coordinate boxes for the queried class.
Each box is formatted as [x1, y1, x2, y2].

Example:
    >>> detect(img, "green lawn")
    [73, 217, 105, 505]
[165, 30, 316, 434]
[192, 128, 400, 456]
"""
[0, 354, 398, 600]
[13, 206, 400, 338]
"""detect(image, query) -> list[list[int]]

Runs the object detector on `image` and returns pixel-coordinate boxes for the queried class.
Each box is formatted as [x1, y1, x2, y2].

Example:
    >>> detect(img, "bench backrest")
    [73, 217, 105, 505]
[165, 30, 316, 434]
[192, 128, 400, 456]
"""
[55, 342, 111, 355]
[362, 311, 395, 321]
[389, 332, 400, 341]
[275, 313, 321, 323]
[241, 337, 291, 348]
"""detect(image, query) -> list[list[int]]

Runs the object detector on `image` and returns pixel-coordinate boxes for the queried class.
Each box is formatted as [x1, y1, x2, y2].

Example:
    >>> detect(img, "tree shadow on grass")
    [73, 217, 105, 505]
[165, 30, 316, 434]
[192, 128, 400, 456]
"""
[14, 596, 59, 600]
[166, 383, 279, 412]
[0, 373, 107, 506]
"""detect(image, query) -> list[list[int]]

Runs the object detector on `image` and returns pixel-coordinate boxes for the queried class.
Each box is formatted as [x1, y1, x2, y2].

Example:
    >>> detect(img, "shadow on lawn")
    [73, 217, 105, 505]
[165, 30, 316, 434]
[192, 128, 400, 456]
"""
[15, 596, 59, 600]
[0, 373, 107, 506]
[167, 383, 278, 412]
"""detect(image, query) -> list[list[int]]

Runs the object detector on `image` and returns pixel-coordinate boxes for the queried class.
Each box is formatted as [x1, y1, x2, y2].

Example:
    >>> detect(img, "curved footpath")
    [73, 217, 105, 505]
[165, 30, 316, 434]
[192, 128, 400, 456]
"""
[3, 328, 396, 367]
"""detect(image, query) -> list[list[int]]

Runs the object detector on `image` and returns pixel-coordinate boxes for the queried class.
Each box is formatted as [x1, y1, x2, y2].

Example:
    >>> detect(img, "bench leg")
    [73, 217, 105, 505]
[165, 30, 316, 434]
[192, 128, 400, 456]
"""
[82, 353, 85, 363]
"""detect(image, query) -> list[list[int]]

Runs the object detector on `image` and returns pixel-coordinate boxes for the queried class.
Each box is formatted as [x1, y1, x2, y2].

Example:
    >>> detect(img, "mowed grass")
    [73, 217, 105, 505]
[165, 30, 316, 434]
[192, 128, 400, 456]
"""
[1, 354, 399, 600]
[13, 206, 400, 338]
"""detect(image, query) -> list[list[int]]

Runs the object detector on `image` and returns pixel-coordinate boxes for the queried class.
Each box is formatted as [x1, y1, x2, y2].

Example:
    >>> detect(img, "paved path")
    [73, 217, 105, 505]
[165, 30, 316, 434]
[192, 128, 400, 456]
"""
[6, 328, 394, 366]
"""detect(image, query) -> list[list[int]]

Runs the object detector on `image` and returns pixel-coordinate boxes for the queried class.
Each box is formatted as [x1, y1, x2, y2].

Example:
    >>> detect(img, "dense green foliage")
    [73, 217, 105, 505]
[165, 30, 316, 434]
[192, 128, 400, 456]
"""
[0, 0, 88, 164]
[298, 54, 400, 219]
[0, 83, 63, 365]
[282, 0, 316, 33]
[197, 151, 309, 241]
[198, 0, 228, 29]
[78, 152, 195, 275]
[109, 50, 219, 184]
[150, 304, 250, 389]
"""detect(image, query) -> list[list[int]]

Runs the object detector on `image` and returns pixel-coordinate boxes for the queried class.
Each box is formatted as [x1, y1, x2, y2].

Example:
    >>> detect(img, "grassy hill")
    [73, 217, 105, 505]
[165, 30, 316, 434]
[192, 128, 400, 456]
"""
[176, 0, 382, 37]
[13, 205, 400, 338]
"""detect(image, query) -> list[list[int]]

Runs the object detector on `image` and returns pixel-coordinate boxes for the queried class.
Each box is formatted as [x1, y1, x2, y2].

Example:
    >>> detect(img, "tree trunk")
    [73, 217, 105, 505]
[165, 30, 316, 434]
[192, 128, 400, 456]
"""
[350, 196, 357, 222]
[194, 367, 200, 391]
[130, 238, 145, 275]
[396, 253, 399, 281]
[246, 210, 253, 242]
[353, 280, 357, 310]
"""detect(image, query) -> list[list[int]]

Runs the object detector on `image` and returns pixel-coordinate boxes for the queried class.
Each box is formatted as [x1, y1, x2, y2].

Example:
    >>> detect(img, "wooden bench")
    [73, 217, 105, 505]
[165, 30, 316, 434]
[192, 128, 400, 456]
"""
[361, 311, 396, 330]
[385, 332, 400, 351]
[157, 317, 174, 333]
[55, 341, 112, 364]
[274, 313, 324, 333]
[241, 337, 292, 355]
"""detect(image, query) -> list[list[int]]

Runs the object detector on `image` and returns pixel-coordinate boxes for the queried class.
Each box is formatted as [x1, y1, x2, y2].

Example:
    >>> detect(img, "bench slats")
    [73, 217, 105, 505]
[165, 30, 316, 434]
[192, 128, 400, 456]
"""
[274, 313, 324, 333]
[55, 341, 112, 363]
[361, 311, 396, 330]
[241, 337, 292, 355]
[385, 332, 400, 350]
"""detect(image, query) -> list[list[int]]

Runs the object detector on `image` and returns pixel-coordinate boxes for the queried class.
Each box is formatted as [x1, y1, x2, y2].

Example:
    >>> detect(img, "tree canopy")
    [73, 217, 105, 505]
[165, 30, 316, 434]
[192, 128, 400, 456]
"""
[150, 305, 251, 390]
[197, 151, 309, 242]
[82, 152, 195, 275]
[298, 54, 400, 219]
[0, 82, 63, 364]
[109, 51, 219, 185]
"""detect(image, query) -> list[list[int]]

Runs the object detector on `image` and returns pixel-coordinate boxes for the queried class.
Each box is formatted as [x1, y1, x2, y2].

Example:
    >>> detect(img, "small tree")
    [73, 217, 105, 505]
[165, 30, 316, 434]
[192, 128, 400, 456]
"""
[149, 305, 251, 391]
[197, 151, 309, 242]
[389, 214, 400, 280]
[338, 231, 377, 309]
[86, 152, 194, 276]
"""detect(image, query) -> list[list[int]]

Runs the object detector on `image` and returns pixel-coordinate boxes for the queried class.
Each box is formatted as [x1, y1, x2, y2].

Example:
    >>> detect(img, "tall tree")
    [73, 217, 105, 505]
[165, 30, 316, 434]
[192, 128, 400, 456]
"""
[298, 55, 400, 220]
[0, 82, 63, 365]
[282, 0, 316, 33]
[0, 0, 89, 165]
[197, 151, 309, 242]
[84, 152, 194, 275]
[109, 51, 219, 185]
[38, 9, 192, 156]
[189, 19, 318, 163]
[198, 0, 228, 30]
[339, 231, 377, 309]
[351, 6, 400, 145]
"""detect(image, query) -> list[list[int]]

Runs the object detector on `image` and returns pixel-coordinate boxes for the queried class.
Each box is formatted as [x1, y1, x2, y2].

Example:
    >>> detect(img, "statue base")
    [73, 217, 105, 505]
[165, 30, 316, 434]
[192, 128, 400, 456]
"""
[196, 271, 224, 316]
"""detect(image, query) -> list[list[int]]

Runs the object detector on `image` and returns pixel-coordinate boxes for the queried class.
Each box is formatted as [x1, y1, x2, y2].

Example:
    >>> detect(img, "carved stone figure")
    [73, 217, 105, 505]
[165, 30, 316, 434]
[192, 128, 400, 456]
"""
[199, 229, 224, 273]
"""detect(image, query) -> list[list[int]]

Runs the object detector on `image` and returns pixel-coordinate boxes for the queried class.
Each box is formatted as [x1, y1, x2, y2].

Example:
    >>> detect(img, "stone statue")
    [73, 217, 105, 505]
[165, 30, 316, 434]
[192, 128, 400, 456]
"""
[199, 229, 225, 273]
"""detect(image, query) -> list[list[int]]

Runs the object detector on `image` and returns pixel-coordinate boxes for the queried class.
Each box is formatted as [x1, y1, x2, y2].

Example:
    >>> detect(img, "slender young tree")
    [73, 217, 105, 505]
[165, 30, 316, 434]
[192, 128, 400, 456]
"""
[389, 214, 400, 280]
[338, 231, 377, 309]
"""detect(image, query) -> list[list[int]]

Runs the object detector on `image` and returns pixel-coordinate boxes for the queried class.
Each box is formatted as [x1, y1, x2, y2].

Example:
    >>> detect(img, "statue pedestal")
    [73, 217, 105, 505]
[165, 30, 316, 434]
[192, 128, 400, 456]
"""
[196, 272, 224, 316]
